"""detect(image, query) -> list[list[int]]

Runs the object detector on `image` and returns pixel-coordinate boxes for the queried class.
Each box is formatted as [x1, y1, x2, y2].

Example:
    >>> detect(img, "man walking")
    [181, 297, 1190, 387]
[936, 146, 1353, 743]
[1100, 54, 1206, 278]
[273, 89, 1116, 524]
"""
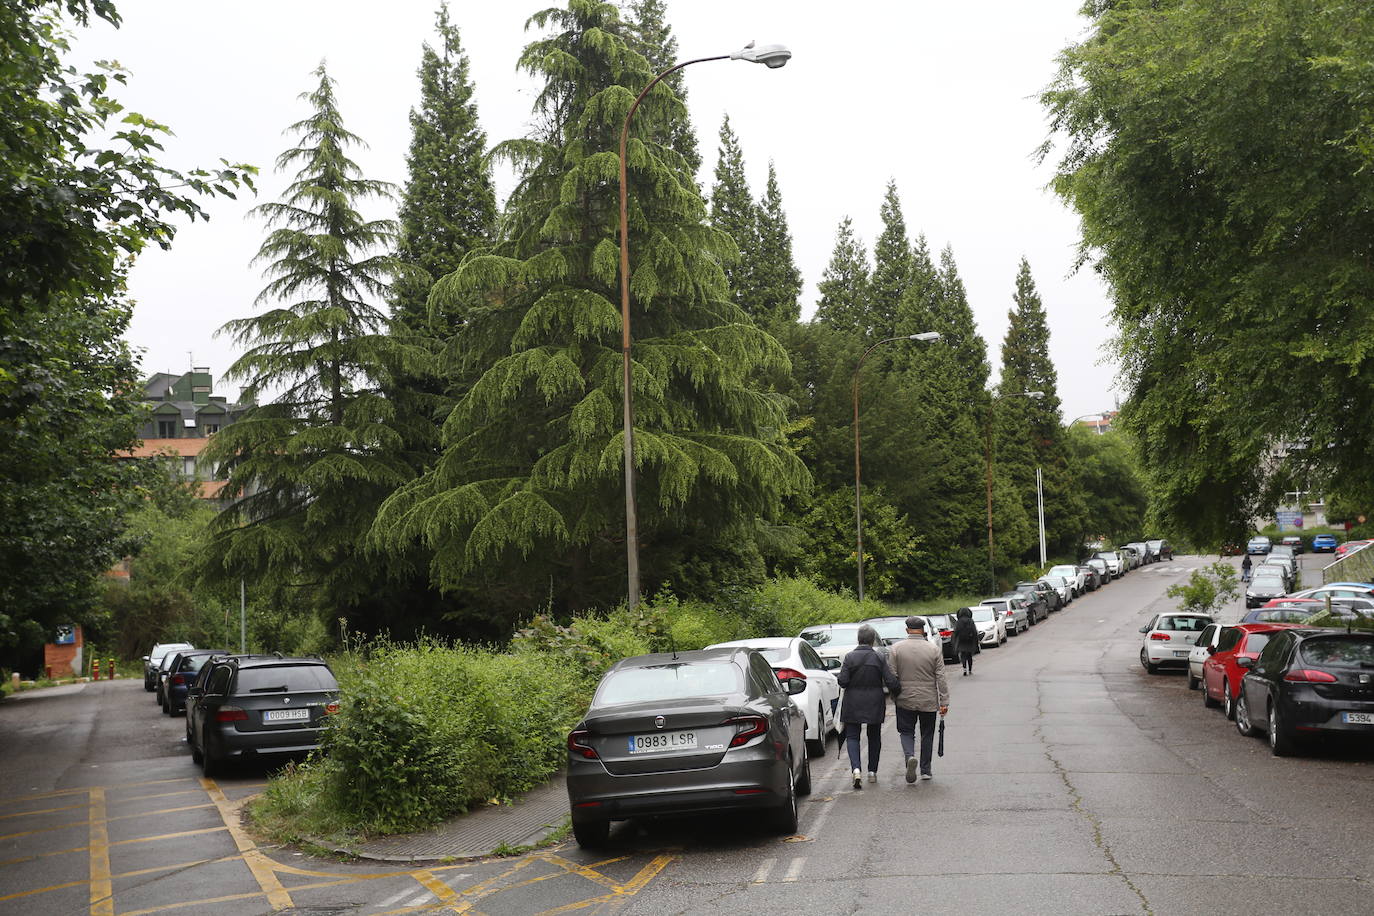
[888, 616, 951, 783]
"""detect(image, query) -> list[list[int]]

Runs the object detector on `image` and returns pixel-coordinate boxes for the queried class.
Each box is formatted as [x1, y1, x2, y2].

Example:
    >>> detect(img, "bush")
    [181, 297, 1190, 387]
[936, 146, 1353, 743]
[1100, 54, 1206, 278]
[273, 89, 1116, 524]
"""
[1165, 562, 1239, 615]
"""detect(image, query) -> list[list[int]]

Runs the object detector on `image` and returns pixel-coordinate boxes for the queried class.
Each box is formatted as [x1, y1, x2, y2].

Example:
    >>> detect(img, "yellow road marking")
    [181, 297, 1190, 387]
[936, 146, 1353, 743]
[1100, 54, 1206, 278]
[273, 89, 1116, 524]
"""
[108, 788, 203, 805]
[117, 889, 268, 916]
[413, 870, 462, 908]
[270, 860, 471, 880]
[373, 857, 536, 916]
[531, 853, 674, 914]
[0, 800, 89, 821]
[199, 777, 292, 911]
[0, 878, 89, 904]
[538, 853, 621, 891]
[0, 801, 217, 842]
[108, 802, 215, 823]
[0, 787, 88, 806]
[110, 826, 227, 846]
[0, 819, 88, 842]
[0, 843, 90, 866]
[88, 787, 112, 916]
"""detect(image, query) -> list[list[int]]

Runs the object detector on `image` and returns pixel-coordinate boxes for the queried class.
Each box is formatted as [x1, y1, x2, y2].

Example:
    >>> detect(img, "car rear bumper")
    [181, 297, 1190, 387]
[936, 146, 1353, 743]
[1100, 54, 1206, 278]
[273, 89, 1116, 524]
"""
[567, 750, 789, 821]
[214, 724, 324, 758]
[1144, 646, 1191, 667]
[1282, 696, 1374, 735]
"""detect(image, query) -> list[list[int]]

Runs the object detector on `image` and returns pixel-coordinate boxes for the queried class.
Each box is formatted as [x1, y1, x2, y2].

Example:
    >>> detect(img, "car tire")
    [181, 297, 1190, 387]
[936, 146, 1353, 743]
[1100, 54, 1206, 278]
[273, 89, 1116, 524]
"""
[189, 727, 204, 765]
[806, 704, 826, 757]
[769, 755, 799, 835]
[572, 813, 610, 849]
[795, 748, 812, 797]
[1268, 702, 1296, 757]
[1187, 672, 1200, 690]
[144, 677, 154, 692]
[1202, 680, 1221, 709]
[1234, 691, 1259, 737]
[1140, 649, 1158, 674]
[1223, 681, 1238, 720]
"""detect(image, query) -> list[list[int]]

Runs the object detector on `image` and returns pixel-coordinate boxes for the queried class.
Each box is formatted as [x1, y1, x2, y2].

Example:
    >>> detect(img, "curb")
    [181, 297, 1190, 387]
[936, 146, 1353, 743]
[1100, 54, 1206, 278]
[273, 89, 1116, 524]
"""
[302, 816, 569, 865]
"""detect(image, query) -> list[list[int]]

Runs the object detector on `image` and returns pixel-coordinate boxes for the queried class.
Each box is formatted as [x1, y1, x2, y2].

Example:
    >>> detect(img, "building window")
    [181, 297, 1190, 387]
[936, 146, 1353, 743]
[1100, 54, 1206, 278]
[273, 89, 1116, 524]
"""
[157, 420, 177, 438]
[204, 423, 220, 435]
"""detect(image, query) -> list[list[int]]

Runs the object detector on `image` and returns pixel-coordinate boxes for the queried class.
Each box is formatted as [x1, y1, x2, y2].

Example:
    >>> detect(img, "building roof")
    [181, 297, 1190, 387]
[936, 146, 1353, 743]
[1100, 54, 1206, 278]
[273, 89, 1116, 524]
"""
[121, 438, 211, 458]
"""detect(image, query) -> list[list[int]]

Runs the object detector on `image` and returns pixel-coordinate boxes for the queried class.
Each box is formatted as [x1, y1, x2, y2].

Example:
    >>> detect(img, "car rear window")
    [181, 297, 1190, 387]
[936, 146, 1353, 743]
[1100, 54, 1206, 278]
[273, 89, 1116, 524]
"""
[752, 647, 790, 664]
[1250, 576, 1285, 588]
[801, 626, 862, 648]
[1158, 616, 1209, 631]
[971, 608, 996, 623]
[980, 601, 1009, 611]
[597, 663, 742, 705]
[179, 655, 214, 673]
[1254, 610, 1306, 623]
[234, 665, 338, 693]
[1241, 633, 1275, 653]
[925, 615, 954, 628]
[866, 619, 907, 641]
[1299, 638, 1374, 668]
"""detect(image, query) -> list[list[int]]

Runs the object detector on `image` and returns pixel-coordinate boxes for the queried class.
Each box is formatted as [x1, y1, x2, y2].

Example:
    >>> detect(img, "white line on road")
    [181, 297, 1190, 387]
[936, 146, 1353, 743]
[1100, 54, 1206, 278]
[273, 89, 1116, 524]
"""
[751, 857, 776, 884]
[374, 885, 416, 910]
[782, 857, 806, 882]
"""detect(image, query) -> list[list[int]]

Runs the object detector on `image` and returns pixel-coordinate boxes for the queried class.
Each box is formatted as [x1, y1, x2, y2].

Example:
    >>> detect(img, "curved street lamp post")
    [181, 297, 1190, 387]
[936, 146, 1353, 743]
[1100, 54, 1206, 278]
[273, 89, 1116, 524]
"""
[852, 332, 941, 604]
[618, 42, 791, 610]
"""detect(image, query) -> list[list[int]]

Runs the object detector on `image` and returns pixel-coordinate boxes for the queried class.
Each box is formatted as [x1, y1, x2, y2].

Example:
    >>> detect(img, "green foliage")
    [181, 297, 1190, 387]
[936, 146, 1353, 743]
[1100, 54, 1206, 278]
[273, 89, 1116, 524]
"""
[1042, 0, 1374, 547]
[868, 179, 911, 339]
[709, 114, 756, 311]
[813, 217, 870, 335]
[1067, 427, 1148, 547]
[621, 0, 700, 176]
[746, 163, 803, 330]
[1165, 562, 1240, 616]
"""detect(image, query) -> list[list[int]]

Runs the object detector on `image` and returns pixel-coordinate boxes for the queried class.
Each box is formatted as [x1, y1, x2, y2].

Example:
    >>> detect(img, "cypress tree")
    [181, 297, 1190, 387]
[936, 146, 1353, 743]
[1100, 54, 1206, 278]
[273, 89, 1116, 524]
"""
[813, 217, 870, 336]
[206, 64, 418, 612]
[748, 161, 802, 329]
[868, 179, 911, 339]
[372, 1, 806, 616]
[622, 0, 701, 177]
[936, 245, 990, 398]
[392, 4, 497, 333]
[709, 114, 756, 312]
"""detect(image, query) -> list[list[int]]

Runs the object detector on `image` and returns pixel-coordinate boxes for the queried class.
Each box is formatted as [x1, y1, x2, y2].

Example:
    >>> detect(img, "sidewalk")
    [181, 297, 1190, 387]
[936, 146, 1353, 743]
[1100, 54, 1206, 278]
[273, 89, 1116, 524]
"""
[339, 775, 569, 863]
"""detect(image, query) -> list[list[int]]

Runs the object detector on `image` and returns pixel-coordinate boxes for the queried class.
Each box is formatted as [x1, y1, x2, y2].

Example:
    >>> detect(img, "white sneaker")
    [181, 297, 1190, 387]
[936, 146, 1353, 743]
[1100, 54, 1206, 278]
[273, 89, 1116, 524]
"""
[919, 772, 932, 781]
[867, 771, 877, 783]
[852, 768, 863, 790]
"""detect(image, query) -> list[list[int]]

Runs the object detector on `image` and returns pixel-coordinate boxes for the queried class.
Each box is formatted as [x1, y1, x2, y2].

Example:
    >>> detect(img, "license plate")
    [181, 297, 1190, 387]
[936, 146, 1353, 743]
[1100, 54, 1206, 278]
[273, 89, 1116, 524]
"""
[628, 730, 697, 754]
[263, 708, 311, 723]
[1342, 712, 1374, 725]
[1174, 651, 1189, 657]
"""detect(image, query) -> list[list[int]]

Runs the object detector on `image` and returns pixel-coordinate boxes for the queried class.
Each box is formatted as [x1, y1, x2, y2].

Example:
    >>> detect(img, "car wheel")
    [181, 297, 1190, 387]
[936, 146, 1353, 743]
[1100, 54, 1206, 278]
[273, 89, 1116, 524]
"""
[144, 676, 154, 692]
[1268, 702, 1296, 757]
[769, 754, 799, 834]
[162, 697, 171, 716]
[1234, 690, 1258, 737]
[1202, 679, 1221, 709]
[1223, 681, 1238, 720]
[806, 704, 826, 757]
[189, 725, 204, 765]
[572, 812, 610, 848]
[1187, 672, 1200, 690]
[1140, 649, 1158, 674]
[795, 747, 812, 796]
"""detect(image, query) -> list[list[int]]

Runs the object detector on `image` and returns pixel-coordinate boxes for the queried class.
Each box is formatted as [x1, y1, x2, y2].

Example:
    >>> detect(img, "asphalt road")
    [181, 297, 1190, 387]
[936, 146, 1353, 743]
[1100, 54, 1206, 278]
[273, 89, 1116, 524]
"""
[4, 552, 1371, 915]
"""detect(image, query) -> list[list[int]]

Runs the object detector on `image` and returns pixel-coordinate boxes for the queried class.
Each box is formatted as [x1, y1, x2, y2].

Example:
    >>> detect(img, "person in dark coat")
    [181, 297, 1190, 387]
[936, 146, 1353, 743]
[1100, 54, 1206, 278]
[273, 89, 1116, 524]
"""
[837, 623, 900, 790]
[952, 607, 980, 676]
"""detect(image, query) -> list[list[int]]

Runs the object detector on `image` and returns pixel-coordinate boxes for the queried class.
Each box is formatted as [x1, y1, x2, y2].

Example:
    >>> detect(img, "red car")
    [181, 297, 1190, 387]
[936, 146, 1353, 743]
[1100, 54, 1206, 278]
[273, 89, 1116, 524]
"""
[1334, 539, 1371, 559]
[1202, 623, 1304, 720]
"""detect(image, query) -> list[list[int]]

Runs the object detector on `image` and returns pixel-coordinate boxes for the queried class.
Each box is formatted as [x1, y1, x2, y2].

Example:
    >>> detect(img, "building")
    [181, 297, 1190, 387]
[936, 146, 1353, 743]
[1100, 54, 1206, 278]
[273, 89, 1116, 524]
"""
[123, 367, 253, 501]
[1075, 410, 1118, 435]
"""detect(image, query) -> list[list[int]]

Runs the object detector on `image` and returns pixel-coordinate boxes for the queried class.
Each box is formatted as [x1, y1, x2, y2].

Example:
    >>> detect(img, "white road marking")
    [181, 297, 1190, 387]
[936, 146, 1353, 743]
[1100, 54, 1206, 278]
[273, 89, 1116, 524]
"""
[374, 886, 415, 909]
[404, 891, 432, 907]
[752, 857, 776, 884]
[803, 795, 837, 838]
[782, 856, 806, 882]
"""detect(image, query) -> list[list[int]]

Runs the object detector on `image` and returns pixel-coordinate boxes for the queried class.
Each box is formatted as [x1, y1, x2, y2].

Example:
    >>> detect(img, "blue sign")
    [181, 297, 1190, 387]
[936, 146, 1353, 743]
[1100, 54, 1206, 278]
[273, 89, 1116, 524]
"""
[54, 624, 75, 645]
[1276, 511, 1302, 530]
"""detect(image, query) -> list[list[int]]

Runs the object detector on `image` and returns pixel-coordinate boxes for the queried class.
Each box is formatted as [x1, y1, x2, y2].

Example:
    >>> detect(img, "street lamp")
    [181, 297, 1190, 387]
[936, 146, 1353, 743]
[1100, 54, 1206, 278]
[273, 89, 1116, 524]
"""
[985, 390, 1044, 595]
[853, 332, 941, 603]
[1067, 410, 1114, 434]
[618, 42, 791, 610]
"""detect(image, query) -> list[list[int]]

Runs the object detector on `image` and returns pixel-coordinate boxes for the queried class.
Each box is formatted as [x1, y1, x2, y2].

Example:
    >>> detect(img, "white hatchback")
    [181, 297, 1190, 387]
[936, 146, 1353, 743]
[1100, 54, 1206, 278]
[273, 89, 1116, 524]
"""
[1139, 612, 1214, 673]
[1186, 622, 1224, 690]
[969, 606, 1008, 647]
[708, 636, 841, 757]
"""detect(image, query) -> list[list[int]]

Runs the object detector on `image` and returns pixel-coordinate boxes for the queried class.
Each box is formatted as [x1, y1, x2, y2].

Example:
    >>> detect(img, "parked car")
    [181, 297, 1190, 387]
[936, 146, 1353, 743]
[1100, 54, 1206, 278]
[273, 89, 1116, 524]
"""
[1092, 550, 1123, 579]
[1119, 546, 1141, 571]
[1334, 539, 1371, 559]
[1186, 622, 1224, 691]
[1139, 612, 1213, 673]
[1078, 564, 1103, 592]
[1085, 557, 1112, 583]
[153, 649, 191, 707]
[1279, 536, 1304, 554]
[1245, 571, 1289, 608]
[186, 655, 340, 777]
[1234, 630, 1374, 756]
[863, 616, 942, 655]
[1312, 534, 1339, 553]
[1257, 556, 1295, 590]
[707, 637, 840, 757]
[161, 649, 226, 715]
[968, 606, 1007, 647]
[1048, 564, 1087, 597]
[1019, 580, 1063, 613]
[1125, 542, 1152, 565]
[1269, 543, 1295, 559]
[1039, 574, 1074, 607]
[143, 642, 193, 691]
[1005, 584, 1049, 623]
[1241, 606, 1317, 624]
[1145, 538, 1175, 561]
[1247, 535, 1273, 555]
[566, 647, 810, 846]
[798, 623, 866, 666]
[980, 596, 1029, 635]
[1201, 624, 1303, 718]
[1290, 583, 1374, 602]
[921, 614, 960, 661]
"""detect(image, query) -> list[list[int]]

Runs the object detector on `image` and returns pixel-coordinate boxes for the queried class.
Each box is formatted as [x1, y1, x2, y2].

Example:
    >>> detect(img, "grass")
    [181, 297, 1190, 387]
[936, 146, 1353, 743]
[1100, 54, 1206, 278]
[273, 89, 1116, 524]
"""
[883, 595, 985, 617]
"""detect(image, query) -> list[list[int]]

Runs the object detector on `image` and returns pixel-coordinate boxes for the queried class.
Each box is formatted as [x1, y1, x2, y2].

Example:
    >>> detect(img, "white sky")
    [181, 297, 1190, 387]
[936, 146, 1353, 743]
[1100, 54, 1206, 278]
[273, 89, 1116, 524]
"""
[72, 0, 1120, 422]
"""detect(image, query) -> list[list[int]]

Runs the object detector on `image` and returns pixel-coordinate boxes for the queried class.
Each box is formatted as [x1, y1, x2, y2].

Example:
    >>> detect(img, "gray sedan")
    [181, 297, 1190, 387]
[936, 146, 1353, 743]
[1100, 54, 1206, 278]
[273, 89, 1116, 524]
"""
[566, 647, 810, 847]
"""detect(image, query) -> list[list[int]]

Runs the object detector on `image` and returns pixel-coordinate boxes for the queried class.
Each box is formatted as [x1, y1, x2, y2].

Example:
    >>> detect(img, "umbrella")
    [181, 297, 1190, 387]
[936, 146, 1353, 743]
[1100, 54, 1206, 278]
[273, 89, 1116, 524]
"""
[937, 714, 945, 757]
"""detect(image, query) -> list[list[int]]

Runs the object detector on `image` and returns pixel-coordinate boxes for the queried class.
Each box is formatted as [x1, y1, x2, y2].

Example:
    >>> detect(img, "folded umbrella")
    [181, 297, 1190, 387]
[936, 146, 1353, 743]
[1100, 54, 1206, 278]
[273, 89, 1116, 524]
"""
[937, 714, 945, 757]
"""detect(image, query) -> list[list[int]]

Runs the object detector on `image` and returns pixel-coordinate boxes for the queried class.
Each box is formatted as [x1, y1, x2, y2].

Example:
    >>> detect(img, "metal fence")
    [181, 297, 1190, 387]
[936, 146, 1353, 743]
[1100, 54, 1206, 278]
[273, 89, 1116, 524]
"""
[1321, 545, 1374, 584]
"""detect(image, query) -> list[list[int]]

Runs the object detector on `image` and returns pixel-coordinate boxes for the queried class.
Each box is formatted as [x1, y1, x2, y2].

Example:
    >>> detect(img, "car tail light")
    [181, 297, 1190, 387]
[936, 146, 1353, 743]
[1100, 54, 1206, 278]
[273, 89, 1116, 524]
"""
[774, 667, 806, 681]
[215, 706, 247, 722]
[1284, 669, 1338, 683]
[725, 715, 768, 748]
[324, 702, 341, 715]
[567, 729, 598, 759]
[939, 629, 953, 638]
[1150, 633, 1171, 641]
[170, 674, 187, 687]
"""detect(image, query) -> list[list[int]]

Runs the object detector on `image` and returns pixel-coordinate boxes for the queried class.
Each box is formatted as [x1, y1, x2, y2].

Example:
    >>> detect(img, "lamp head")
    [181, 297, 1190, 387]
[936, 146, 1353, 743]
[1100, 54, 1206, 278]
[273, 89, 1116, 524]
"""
[731, 42, 792, 68]
[1026, 391, 1045, 399]
[909, 331, 941, 342]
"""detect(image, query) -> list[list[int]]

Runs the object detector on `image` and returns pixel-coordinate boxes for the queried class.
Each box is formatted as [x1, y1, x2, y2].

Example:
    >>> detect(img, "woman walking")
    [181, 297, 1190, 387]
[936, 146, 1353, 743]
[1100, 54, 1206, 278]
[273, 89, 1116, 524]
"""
[953, 607, 980, 676]
[837, 624, 901, 789]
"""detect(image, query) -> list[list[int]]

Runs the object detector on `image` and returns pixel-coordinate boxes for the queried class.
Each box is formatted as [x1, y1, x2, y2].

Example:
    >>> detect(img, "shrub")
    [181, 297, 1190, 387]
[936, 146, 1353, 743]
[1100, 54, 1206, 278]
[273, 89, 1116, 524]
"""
[1165, 562, 1239, 615]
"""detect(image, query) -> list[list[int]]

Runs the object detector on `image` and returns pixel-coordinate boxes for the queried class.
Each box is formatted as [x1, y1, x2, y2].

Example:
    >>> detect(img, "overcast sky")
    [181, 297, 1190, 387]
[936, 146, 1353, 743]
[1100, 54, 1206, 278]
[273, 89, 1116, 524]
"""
[72, 0, 1119, 422]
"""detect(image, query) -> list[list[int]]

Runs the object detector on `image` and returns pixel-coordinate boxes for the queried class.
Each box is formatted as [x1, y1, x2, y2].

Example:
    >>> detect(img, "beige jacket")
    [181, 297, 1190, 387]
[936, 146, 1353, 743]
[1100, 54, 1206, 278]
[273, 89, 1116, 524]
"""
[888, 636, 950, 712]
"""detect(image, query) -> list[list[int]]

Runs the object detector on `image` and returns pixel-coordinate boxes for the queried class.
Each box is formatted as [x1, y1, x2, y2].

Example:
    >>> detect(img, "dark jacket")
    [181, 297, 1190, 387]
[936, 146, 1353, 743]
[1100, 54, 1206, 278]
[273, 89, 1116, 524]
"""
[837, 645, 900, 724]
[953, 617, 980, 654]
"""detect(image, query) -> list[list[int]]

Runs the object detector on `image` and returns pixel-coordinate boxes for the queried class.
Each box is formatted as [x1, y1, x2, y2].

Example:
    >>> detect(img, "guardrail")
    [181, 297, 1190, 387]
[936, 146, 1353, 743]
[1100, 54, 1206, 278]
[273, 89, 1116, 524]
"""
[1322, 544, 1374, 584]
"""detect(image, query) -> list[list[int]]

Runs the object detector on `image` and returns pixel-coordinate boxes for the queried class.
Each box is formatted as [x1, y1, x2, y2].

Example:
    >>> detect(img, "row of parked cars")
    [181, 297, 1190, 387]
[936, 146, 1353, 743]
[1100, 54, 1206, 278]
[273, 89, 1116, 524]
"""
[141, 643, 340, 776]
[565, 537, 1174, 847]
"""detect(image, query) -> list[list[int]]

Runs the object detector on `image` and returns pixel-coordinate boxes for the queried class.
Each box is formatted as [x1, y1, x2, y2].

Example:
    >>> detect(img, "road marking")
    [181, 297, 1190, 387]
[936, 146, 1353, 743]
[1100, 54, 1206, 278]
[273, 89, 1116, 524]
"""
[110, 826, 228, 847]
[532, 854, 675, 914]
[375, 885, 419, 909]
[88, 787, 112, 916]
[0, 878, 90, 904]
[802, 795, 837, 839]
[117, 889, 270, 916]
[110, 788, 204, 805]
[0, 799, 89, 821]
[751, 857, 776, 883]
[782, 856, 806, 882]
[540, 853, 621, 891]
[200, 777, 293, 911]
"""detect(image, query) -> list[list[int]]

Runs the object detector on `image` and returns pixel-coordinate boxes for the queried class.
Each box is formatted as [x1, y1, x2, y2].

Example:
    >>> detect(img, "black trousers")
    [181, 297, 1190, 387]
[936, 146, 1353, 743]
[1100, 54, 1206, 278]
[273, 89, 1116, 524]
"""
[895, 707, 938, 774]
[844, 721, 882, 772]
[959, 650, 975, 671]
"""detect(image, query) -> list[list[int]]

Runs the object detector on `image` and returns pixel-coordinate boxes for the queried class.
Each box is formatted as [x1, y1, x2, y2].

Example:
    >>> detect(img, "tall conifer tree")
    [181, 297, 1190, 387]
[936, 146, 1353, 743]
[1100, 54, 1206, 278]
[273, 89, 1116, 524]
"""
[814, 217, 870, 336]
[393, 5, 497, 333]
[372, 1, 806, 615]
[709, 114, 756, 311]
[748, 161, 802, 328]
[622, 0, 701, 177]
[868, 179, 912, 339]
[936, 245, 990, 397]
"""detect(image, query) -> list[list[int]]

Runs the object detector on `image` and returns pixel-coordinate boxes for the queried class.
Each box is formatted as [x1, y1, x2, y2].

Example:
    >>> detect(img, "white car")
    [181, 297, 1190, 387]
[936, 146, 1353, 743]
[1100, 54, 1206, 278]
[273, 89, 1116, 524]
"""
[980, 596, 1029, 635]
[798, 622, 866, 667]
[1093, 551, 1123, 579]
[1139, 612, 1214, 673]
[969, 606, 1008, 647]
[1048, 564, 1086, 597]
[709, 636, 841, 757]
[1186, 621, 1224, 690]
[1039, 575, 1074, 606]
[862, 616, 942, 655]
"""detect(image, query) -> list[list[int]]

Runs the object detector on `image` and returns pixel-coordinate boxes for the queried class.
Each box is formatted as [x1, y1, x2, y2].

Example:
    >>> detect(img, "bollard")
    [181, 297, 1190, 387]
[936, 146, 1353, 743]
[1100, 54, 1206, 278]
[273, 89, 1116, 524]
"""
[107, 658, 115, 680]
[92, 658, 100, 680]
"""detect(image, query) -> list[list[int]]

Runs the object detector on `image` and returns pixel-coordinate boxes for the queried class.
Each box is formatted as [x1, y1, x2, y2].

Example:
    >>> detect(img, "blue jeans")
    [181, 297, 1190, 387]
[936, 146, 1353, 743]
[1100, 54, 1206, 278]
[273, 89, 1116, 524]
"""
[844, 721, 882, 773]
[895, 707, 937, 774]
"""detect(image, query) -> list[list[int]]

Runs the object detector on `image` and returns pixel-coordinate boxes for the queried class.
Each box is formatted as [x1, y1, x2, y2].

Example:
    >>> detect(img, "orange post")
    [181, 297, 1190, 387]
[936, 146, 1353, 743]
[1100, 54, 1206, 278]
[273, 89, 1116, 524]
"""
[92, 658, 100, 680]
[107, 658, 115, 680]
